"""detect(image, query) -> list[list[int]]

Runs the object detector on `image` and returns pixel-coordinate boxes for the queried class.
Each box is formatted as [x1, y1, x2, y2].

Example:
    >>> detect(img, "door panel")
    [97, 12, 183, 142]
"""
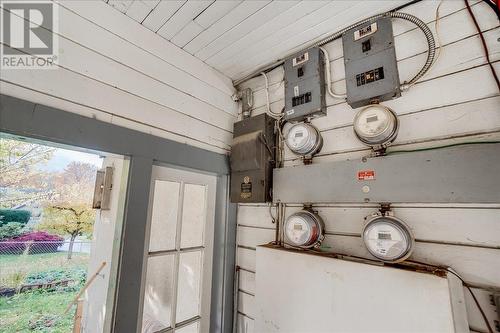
[180, 183, 207, 248]
[176, 251, 203, 322]
[141, 165, 216, 333]
[143, 255, 175, 330]
[149, 180, 180, 252]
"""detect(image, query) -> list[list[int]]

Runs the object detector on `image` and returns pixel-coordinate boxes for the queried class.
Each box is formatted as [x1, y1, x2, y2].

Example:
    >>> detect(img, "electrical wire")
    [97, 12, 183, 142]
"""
[482, 0, 500, 20]
[260, 72, 283, 119]
[239, 8, 437, 107]
[389, 12, 436, 90]
[233, 1, 421, 86]
[464, 0, 500, 92]
[299, 11, 436, 91]
[404, 0, 444, 90]
[307, 11, 436, 90]
[461, 280, 494, 333]
[430, 1, 444, 73]
[232, 266, 240, 333]
[277, 120, 285, 168]
[236, 13, 436, 89]
[385, 141, 500, 155]
[268, 203, 277, 224]
[408, 260, 494, 333]
[319, 47, 347, 100]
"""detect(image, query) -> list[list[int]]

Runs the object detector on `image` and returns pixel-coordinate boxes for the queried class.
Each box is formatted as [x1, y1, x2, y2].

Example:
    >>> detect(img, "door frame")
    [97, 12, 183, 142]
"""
[0, 94, 237, 333]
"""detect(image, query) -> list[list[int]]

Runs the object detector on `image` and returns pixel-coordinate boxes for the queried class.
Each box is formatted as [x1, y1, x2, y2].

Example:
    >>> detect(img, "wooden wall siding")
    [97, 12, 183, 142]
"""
[1, 1, 237, 154]
[234, 1, 500, 332]
[102, 0, 409, 81]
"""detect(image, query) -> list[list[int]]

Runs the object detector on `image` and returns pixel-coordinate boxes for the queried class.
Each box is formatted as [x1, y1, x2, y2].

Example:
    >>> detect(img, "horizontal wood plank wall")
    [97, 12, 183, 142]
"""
[0, 1, 237, 154]
[234, 2, 500, 332]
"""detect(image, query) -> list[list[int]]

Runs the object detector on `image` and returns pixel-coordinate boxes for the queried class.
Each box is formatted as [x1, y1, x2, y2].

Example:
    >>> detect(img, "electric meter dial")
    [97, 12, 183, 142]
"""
[285, 122, 323, 156]
[353, 104, 399, 148]
[284, 210, 325, 248]
[362, 214, 414, 263]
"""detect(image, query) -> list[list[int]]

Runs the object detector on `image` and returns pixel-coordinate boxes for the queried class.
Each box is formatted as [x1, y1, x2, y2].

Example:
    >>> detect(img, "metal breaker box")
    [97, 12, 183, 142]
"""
[343, 17, 400, 108]
[284, 47, 326, 121]
[230, 113, 276, 203]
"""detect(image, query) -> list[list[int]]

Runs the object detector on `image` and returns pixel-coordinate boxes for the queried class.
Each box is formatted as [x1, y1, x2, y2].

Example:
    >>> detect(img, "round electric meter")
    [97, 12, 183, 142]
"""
[284, 210, 324, 248]
[285, 122, 323, 156]
[362, 215, 414, 263]
[353, 104, 399, 148]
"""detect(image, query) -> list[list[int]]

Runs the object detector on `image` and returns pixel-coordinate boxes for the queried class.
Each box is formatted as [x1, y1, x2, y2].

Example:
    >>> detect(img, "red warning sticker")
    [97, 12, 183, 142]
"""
[358, 170, 375, 181]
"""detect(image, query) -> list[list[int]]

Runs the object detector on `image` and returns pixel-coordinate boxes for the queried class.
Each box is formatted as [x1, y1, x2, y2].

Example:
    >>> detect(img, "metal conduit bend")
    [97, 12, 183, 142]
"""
[235, 10, 436, 89]
[312, 12, 436, 91]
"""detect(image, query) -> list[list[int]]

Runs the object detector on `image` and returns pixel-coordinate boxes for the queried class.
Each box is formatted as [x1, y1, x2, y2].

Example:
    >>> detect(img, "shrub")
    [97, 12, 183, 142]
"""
[25, 269, 70, 285]
[0, 209, 31, 226]
[25, 267, 86, 285]
[28, 314, 58, 330]
[0, 222, 25, 240]
[1, 271, 27, 289]
[0, 231, 63, 254]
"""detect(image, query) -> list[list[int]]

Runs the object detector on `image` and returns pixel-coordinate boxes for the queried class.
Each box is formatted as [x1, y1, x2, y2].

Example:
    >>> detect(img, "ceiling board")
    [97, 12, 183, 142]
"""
[125, 0, 160, 23]
[204, 1, 330, 66]
[142, 0, 186, 32]
[104, 0, 410, 80]
[195, 0, 242, 28]
[184, 1, 272, 54]
[195, 0, 302, 61]
[171, 20, 205, 48]
[157, 0, 213, 40]
[108, 0, 133, 13]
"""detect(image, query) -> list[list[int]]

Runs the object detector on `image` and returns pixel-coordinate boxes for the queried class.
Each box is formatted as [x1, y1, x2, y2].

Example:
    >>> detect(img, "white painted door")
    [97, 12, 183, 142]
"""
[141, 165, 217, 333]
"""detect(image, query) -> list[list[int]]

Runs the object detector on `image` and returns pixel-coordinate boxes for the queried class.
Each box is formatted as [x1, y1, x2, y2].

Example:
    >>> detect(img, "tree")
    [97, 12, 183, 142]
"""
[0, 138, 54, 188]
[52, 161, 97, 204]
[0, 209, 31, 240]
[0, 209, 31, 226]
[38, 161, 98, 259]
[0, 138, 55, 208]
[0, 222, 25, 240]
[39, 205, 94, 259]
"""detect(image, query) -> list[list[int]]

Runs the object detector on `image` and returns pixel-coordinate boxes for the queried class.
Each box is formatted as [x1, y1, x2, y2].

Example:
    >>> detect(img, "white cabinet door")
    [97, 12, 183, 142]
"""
[141, 165, 216, 333]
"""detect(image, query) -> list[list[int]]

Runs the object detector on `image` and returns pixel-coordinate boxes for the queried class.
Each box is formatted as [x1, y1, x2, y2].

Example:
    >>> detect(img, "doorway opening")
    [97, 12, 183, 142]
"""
[0, 134, 127, 332]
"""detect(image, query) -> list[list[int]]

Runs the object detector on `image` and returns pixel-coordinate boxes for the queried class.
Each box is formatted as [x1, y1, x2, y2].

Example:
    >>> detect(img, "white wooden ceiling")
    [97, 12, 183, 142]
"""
[105, 0, 409, 81]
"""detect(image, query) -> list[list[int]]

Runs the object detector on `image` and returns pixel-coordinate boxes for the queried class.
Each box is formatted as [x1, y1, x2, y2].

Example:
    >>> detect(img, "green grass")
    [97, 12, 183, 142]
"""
[0, 252, 89, 332]
[0, 252, 88, 288]
[0, 290, 78, 332]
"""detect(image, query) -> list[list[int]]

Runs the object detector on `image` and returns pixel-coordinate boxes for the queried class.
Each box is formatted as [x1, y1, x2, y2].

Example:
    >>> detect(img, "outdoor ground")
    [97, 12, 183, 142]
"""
[0, 252, 88, 332]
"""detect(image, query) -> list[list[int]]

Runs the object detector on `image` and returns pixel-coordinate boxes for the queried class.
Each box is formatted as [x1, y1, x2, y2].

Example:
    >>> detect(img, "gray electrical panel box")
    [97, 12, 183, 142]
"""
[342, 17, 400, 108]
[284, 47, 326, 121]
[230, 113, 275, 203]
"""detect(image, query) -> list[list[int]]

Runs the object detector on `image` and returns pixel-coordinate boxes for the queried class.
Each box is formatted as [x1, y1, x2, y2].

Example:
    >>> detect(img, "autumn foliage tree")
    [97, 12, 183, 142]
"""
[0, 138, 55, 207]
[39, 161, 98, 259]
[0, 138, 54, 187]
[52, 161, 97, 204]
[40, 205, 94, 259]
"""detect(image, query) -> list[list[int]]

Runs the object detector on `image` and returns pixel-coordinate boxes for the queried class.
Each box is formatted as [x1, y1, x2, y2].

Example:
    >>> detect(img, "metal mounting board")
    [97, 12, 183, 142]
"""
[273, 144, 500, 204]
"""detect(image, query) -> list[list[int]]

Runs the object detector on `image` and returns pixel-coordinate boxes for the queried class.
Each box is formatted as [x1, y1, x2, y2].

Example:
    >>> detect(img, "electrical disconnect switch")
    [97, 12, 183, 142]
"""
[230, 113, 276, 203]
